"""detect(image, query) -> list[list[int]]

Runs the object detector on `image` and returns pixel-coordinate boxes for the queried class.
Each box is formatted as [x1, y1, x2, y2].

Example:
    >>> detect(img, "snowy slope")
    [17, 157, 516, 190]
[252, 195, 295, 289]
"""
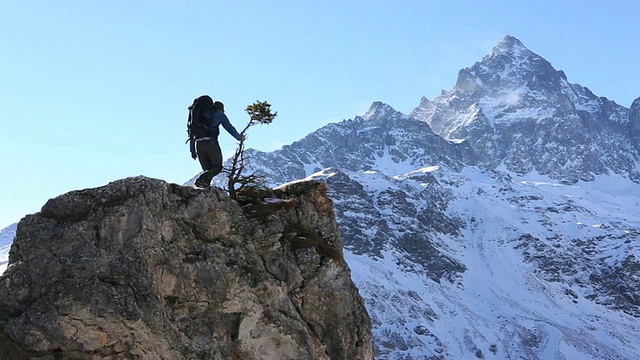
[286, 163, 640, 359]
[0, 223, 16, 274]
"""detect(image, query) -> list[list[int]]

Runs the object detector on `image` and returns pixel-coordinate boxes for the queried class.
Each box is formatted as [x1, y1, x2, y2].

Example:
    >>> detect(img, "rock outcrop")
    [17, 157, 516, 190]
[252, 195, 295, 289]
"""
[0, 176, 373, 360]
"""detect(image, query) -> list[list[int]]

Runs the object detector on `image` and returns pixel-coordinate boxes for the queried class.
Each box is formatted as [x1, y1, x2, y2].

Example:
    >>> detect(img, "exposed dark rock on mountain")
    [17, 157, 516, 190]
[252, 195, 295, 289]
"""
[0, 176, 373, 360]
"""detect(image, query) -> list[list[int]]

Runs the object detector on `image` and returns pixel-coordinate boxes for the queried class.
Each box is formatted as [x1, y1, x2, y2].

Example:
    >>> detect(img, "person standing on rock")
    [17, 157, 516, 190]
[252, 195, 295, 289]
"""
[188, 96, 244, 188]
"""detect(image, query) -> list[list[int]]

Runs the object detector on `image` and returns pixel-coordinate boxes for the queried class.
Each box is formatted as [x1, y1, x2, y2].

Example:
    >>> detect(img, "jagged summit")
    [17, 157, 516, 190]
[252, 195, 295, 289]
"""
[491, 34, 528, 55]
[410, 35, 639, 183]
[362, 101, 400, 121]
[455, 35, 563, 97]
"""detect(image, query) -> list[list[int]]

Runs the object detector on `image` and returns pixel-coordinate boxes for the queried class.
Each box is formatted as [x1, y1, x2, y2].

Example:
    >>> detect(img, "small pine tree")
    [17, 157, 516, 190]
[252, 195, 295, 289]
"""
[225, 100, 277, 199]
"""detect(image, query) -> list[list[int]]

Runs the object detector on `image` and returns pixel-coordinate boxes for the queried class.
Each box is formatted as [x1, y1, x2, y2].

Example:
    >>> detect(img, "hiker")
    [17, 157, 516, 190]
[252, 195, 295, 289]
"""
[188, 97, 244, 188]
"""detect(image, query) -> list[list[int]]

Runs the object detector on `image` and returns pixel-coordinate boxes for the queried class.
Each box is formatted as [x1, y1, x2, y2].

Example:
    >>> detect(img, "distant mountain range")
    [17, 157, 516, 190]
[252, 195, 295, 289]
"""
[3, 35, 639, 359]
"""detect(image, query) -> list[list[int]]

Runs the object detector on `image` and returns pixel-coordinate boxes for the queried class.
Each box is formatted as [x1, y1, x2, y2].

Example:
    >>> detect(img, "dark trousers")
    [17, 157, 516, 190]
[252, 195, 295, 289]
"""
[195, 139, 223, 186]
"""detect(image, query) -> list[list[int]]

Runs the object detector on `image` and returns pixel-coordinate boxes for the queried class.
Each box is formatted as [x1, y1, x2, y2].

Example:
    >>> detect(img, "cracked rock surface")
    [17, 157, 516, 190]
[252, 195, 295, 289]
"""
[0, 176, 373, 360]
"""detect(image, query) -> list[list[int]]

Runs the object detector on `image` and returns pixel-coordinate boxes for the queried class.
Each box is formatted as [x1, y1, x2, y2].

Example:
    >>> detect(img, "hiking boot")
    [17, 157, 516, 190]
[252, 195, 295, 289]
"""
[194, 178, 207, 188]
[195, 172, 213, 188]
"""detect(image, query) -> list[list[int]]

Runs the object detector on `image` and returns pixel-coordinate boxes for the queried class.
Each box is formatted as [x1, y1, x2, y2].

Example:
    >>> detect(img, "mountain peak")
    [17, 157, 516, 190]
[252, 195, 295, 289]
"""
[480, 35, 533, 66]
[482, 35, 537, 68]
[494, 35, 527, 53]
[451, 35, 561, 97]
[363, 101, 397, 120]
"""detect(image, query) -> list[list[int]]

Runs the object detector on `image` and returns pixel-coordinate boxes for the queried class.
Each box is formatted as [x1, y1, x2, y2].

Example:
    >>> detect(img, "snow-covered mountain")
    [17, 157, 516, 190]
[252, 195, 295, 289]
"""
[217, 35, 640, 359]
[2, 35, 639, 359]
[312, 168, 639, 359]
[410, 35, 640, 184]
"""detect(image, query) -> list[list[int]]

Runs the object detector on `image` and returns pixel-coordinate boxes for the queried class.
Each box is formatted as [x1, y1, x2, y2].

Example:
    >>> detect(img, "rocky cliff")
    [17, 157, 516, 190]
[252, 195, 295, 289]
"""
[0, 176, 373, 360]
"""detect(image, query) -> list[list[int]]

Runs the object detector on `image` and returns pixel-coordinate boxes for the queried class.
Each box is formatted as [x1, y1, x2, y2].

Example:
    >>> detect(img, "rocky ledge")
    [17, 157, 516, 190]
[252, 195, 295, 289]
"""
[0, 176, 373, 360]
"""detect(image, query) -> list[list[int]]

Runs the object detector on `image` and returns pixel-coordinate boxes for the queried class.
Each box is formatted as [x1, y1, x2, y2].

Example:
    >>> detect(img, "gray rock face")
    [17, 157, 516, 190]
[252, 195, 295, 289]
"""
[630, 97, 640, 151]
[0, 176, 373, 360]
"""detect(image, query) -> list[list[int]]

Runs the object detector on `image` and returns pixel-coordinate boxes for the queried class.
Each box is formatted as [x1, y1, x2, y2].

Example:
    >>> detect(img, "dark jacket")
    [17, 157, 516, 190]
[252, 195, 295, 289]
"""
[208, 110, 242, 141]
[190, 109, 242, 157]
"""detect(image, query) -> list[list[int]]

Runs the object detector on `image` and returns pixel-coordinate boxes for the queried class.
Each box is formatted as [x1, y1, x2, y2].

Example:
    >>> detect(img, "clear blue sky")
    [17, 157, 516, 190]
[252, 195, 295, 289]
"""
[1, 0, 639, 229]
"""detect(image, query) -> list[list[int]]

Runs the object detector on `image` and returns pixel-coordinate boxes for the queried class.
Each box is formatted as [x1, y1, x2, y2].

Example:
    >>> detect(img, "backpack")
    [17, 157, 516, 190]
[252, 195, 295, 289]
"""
[187, 95, 214, 141]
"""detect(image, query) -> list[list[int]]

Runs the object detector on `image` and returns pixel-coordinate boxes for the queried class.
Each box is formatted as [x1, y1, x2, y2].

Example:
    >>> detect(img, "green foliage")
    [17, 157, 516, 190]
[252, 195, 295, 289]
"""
[226, 100, 278, 199]
[244, 101, 277, 126]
